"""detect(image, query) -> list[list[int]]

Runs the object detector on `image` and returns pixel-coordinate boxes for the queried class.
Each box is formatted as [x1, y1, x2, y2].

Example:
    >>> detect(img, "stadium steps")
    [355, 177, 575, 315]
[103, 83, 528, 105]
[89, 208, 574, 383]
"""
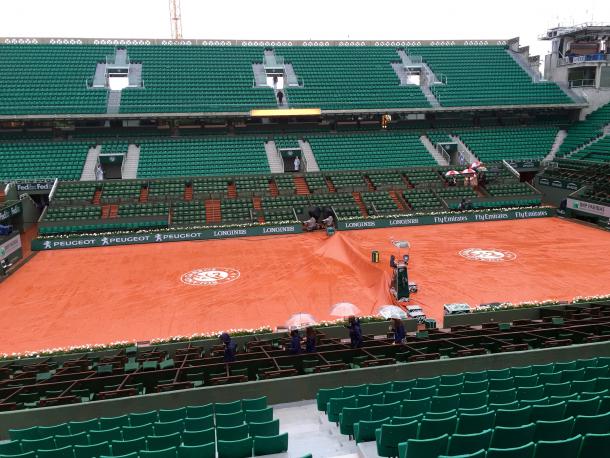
[138, 187, 149, 203]
[264, 140, 284, 173]
[269, 179, 280, 197]
[92, 188, 102, 205]
[391, 62, 410, 85]
[109, 204, 119, 218]
[389, 190, 408, 211]
[252, 63, 268, 87]
[421, 84, 441, 107]
[100, 204, 111, 219]
[115, 48, 128, 66]
[420, 135, 450, 166]
[506, 49, 542, 82]
[128, 63, 143, 87]
[326, 177, 337, 193]
[363, 176, 376, 192]
[121, 144, 140, 179]
[183, 183, 193, 201]
[92, 63, 106, 87]
[450, 134, 479, 163]
[352, 192, 369, 217]
[106, 90, 122, 114]
[543, 129, 568, 163]
[80, 145, 101, 181]
[227, 181, 238, 198]
[284, 63, 300, 87]
[294, 176, 310, 195]
[0, 189, 5, 203]
[402, 174, 415, 188]
[298, 139, 320, 172]
[205, 199, 221, 223]
[253, 196, 265, 223]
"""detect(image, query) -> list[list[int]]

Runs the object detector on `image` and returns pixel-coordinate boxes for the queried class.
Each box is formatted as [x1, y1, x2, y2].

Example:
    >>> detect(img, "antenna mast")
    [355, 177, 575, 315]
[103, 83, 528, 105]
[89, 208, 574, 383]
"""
[169, 0, 183, 40]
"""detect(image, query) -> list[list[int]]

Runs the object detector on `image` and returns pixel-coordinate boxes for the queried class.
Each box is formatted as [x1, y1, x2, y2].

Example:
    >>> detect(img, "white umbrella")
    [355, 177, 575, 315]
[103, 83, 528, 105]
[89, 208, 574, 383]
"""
[285, 313, 317, 329]
[461, 168, 476, 174]
[445, 170, 460, 177]
[378, 305, 408, 320]
[330, 302, 361, 317]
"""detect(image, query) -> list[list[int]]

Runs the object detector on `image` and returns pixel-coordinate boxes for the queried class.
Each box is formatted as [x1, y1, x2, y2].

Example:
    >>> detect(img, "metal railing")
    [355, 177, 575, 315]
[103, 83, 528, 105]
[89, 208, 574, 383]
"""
[569, 79, 596, 88]
[502, 160, 521, 179]
[437, 144, 451, 164]
[560, 54, 608, 66]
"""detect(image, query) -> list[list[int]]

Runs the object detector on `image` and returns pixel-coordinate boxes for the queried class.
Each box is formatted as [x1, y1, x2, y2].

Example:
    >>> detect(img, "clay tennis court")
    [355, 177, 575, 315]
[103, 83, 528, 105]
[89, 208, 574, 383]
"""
[2, 217, 610, 354]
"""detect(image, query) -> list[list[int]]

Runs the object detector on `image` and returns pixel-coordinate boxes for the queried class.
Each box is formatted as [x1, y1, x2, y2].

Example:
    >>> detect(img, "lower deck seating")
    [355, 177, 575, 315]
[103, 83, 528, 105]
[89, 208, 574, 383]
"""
[3, 397, 289, 458]
[321, 356, 610, 458]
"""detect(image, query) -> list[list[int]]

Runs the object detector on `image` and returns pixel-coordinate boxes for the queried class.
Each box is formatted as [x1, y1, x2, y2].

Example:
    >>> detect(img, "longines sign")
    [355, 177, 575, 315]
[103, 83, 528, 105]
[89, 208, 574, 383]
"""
[31, 208, 555, 251]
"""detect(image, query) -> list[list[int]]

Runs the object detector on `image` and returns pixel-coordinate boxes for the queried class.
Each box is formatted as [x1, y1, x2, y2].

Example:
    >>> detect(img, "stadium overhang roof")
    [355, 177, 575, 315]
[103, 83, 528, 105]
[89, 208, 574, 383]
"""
[1, 37, 512, 47]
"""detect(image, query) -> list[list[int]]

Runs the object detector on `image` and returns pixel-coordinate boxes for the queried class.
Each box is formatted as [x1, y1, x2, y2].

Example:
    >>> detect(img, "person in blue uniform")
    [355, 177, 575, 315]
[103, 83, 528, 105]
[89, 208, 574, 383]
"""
[305, 327, 316, 353]
[220, 332, 237, 362]
[347, 316, 363, 348]
[289, 329, 301, 354]
[392, 318, 405, 344]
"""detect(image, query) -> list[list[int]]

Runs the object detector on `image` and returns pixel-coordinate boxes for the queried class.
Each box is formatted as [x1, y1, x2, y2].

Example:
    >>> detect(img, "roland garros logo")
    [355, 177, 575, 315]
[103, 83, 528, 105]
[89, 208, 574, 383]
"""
[459, 248, 517, 263]
[181, 268, 240, 286]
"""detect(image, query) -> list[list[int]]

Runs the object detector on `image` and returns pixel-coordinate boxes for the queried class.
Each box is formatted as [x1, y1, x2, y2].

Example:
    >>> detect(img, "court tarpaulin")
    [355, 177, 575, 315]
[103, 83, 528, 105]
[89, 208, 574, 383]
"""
[1, 217, 609, 354]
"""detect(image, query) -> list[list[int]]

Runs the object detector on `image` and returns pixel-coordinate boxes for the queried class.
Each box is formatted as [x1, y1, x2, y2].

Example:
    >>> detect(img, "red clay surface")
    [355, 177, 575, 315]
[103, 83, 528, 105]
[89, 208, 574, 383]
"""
[1, 217, 610, 354]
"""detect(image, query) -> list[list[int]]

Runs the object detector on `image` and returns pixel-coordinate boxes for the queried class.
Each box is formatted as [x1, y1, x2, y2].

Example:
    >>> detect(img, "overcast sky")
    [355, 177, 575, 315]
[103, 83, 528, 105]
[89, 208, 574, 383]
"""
[1, 0, 608, 59]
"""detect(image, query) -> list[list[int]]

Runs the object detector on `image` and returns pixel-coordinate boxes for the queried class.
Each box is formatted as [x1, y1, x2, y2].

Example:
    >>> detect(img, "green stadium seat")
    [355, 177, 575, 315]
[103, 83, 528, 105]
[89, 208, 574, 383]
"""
[375, 420, 419, 457]
[253, 432, 288, 456]
[182, 428, 215, 446]
[217, 437, 253, 458]
[533, 434, 582, 458]
[447, 429, 492, 456]
[490, 423, 535, 448]
[74, 441, 111, 458]
[177, 443, 215, 458]
[398, 433, 449, 458]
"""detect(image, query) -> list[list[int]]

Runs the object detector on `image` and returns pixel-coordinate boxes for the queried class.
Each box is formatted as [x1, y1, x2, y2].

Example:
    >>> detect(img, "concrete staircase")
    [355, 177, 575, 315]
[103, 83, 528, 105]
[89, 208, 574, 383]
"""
[396, 50, 441, 106]
[264, 140, 284, 173]
[298, 139, 320, 171]
[122, 144, 140, 179]
[543, 129, 568, 163]
[507, 49, 542, 82]
[284, 63, 300, 87]
[80, 145, 101, 181]
[128, 63, 143, 87]
[92, 63, 106, 87]
[421, 85, 441, 107]
[391, 62, 410, 85]
[252, 63, 267, 87]
[106, 90, 122, 114]
[420, 135, 450, 166]
[450, 135, 479, 165]
[115, 48, 128, 66]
